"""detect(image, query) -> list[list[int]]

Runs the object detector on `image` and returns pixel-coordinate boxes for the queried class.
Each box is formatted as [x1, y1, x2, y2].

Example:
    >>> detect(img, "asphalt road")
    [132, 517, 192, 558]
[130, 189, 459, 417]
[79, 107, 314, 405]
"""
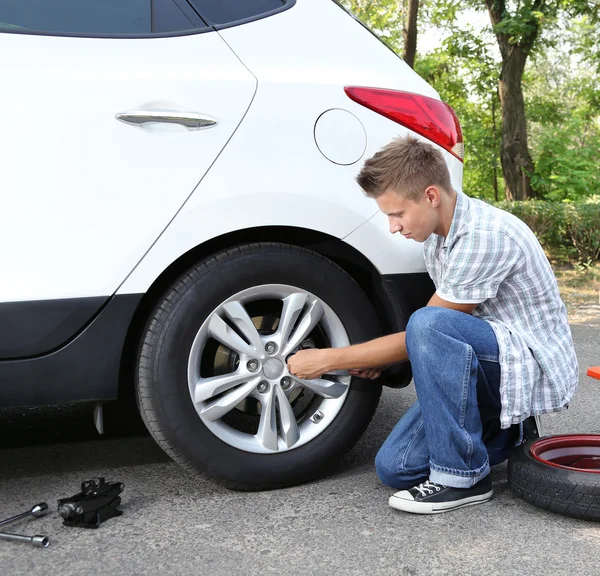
[1, 324, 599, 576]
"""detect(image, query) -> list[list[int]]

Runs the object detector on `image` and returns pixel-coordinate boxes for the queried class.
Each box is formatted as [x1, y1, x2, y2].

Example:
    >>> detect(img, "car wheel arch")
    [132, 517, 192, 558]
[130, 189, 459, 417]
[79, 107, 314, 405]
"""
[117, 225, 410, 398]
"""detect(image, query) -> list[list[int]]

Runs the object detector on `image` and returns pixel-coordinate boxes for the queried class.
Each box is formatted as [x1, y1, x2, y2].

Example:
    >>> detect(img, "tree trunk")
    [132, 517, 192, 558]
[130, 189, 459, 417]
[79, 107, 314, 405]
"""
[491, 93, 499, 202]
[403, 0, 419, 69]
[498, 47, 536, 200]
[484, 0, 540, 201]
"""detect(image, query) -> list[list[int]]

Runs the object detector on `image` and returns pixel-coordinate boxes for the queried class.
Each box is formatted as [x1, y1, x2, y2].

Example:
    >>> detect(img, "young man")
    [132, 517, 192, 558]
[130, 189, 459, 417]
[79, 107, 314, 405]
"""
[287, 136, 579, 514]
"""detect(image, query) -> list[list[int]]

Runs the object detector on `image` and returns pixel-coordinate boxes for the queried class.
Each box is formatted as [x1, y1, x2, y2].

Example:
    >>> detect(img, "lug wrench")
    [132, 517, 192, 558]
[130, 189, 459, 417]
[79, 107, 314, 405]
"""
[0, 532, 49, 547]
[0, 503, 50, 548]
[0, 503, 49, 528]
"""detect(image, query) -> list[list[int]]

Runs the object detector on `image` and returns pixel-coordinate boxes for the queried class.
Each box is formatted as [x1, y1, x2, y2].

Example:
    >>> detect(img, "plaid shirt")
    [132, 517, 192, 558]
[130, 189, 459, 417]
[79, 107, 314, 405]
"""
[423, 191, 579, 429]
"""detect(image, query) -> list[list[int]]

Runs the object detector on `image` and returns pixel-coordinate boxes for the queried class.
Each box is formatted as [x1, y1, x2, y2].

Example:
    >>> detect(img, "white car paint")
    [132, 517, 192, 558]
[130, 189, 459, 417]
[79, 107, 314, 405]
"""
[0, 0, 462, 302]
[0, 31, 255, 302]
[314, 109, 367, 165]
[118, 0, 459, 295]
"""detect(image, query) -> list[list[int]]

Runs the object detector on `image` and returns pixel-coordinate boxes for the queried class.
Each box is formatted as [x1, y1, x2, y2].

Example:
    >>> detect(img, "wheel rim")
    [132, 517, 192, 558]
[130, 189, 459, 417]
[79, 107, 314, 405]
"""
[530, 435, 600, 474]
[187, 284, 351, 454]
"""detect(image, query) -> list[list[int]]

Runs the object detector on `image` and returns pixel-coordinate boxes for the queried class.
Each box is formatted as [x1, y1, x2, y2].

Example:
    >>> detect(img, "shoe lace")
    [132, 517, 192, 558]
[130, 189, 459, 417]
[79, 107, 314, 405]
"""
[414, 480, 443, 497]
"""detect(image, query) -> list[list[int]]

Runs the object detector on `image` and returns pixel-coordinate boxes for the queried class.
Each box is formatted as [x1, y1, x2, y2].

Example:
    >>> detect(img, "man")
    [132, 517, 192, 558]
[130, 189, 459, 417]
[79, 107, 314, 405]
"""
[287, 136, 578, 515]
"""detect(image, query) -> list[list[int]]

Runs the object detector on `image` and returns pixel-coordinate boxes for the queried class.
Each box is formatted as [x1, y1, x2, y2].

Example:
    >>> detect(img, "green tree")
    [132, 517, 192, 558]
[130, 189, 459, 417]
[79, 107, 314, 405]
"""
[339, 0, 405, 52]
[404, 0, 420, 68]
[415, 29, 503, 200]
[426, 0, 598, 201]
[339, 0, 420, 68]
[482, 0, 551, 200]
[525, 18, 600, 200]
[341, 0, 600, 204]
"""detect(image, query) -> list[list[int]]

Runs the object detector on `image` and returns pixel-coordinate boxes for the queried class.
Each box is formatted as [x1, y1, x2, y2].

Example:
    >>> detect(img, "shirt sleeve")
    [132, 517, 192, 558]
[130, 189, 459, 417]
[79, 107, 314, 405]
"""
[436, 229, 522, 304]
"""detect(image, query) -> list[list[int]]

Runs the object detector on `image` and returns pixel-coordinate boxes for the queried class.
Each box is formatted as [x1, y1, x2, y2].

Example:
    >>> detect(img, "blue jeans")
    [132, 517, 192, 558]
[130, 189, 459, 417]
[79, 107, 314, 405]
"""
[375, 307, 519, 490]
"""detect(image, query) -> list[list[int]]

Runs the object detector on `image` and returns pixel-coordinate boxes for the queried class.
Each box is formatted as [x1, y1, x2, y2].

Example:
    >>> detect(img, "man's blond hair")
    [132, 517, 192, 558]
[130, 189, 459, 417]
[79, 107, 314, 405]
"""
[356, 136, 453, 201]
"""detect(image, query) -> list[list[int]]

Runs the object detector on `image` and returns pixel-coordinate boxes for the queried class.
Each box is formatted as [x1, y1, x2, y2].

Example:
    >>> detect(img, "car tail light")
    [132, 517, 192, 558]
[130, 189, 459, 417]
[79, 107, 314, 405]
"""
[344, 86, 464, 161]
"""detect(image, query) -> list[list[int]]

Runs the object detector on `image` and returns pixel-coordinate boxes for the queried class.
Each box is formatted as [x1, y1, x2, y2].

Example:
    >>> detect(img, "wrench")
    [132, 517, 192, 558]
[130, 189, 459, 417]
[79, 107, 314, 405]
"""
[0, 532, 49, 547]
[0, 503, 49, 528]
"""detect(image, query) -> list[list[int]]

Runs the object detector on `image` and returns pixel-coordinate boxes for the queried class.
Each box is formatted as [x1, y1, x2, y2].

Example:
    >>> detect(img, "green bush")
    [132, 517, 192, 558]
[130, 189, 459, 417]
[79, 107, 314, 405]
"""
[530, 117, 600, 202]
[492, 198, 600, 264]
[563, 202, 600, 266]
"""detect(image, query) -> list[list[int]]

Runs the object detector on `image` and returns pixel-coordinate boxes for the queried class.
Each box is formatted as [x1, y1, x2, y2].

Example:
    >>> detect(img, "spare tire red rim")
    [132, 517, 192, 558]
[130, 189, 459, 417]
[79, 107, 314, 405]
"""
[530, 435, 600, 474]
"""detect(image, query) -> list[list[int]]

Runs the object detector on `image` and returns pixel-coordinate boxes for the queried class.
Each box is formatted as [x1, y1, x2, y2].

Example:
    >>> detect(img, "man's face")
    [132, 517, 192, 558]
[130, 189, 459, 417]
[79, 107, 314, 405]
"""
[375, 188, 440, 243]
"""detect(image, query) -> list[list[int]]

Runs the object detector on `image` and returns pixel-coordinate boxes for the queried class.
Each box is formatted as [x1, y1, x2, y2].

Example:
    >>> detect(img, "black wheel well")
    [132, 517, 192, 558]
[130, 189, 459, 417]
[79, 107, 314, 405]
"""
[118, 226, 398, 397]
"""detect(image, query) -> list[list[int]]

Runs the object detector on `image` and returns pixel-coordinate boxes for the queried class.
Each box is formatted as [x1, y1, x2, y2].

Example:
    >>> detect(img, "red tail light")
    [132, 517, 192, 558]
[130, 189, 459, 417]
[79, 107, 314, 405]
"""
[344, 86, 464, 162]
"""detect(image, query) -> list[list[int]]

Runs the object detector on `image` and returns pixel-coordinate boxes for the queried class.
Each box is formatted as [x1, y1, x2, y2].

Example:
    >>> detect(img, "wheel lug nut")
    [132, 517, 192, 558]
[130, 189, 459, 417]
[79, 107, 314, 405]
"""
[247, 360, 259, 372]
[265, 342, 278, 355]
[257, 381, 269, 393]
[281, 377, 292, 390]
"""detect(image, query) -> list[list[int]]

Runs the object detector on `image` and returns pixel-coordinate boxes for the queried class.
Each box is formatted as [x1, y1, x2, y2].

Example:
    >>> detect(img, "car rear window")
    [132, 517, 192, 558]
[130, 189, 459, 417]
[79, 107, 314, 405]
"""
[0, 0, 200, 36]
[188, 0, 293, 28]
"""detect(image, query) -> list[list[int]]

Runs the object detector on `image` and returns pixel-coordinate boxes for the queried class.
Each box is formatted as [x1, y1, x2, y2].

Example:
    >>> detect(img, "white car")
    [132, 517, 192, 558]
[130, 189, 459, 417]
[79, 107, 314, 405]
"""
[0, 0, 463, 489]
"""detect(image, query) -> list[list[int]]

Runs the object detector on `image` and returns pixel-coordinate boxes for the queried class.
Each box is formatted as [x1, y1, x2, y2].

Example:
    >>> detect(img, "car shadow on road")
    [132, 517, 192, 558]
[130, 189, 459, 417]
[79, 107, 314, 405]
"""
[0, 389, 411, 487]
[0, 398, 170, 481]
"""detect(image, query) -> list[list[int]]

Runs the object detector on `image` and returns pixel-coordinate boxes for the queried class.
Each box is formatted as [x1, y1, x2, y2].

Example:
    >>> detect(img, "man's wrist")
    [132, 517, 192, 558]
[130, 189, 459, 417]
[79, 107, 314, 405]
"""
[321, 348, 342, 372]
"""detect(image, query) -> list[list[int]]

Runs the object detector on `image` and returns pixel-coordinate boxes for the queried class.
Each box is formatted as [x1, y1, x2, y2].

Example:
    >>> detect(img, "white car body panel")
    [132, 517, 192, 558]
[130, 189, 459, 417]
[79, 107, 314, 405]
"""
[0, 0, 463, 300]
[0, 0, 465, 410]
[118, 0, 457, 295]
[0, 31, 255, 302]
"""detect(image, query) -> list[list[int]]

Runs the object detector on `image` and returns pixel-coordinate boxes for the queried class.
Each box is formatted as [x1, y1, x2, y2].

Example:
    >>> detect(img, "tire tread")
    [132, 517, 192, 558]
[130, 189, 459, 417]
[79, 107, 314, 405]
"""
[136, 242, 381, 491]
[508, 441, 600, 521]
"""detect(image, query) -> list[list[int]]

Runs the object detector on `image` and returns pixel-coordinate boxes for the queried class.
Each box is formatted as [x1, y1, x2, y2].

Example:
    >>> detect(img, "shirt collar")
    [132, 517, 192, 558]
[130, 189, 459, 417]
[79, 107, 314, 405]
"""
[442, 190, 469, 249]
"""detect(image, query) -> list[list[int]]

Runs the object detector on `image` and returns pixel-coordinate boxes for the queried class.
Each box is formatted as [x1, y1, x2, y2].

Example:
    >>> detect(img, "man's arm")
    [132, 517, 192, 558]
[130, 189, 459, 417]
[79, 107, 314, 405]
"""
[287, 294, 478, 380]
[331, 293, 478, 369]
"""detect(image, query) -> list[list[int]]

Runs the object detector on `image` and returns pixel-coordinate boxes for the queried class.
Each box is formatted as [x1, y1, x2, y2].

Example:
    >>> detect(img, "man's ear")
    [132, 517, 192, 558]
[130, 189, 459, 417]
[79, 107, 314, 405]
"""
[424, 186, 441, 207]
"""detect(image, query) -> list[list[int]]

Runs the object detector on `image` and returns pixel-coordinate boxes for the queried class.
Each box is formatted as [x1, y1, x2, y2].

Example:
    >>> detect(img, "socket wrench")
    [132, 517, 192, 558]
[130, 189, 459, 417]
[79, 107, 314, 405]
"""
[0, 531, 49, 548]
[0, 503, 49, 528]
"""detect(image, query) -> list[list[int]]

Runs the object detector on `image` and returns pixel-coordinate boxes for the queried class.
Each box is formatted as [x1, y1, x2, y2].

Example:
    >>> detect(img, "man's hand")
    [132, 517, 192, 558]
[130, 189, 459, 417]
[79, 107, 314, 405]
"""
[348, 368, 382, 380]
[287, 349, 384, 381]
[287, 348, 333, 380]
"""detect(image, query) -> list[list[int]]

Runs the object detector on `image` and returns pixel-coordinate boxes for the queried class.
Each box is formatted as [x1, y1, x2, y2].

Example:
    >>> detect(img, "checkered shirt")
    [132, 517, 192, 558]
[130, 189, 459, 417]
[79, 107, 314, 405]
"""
[423, 191, 579, 429]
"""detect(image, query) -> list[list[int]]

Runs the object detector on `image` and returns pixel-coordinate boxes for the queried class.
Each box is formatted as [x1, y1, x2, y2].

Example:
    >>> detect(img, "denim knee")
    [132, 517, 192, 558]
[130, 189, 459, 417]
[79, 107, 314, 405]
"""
[406, 307, 452, 347]
[406, 307, 445, 367]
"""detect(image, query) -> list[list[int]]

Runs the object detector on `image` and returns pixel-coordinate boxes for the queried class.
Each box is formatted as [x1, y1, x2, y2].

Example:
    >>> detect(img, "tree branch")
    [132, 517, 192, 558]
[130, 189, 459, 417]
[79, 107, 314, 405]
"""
[519, 0, 546, 53]
[485, 0, 509, 58]
[484, 0, 505, 27]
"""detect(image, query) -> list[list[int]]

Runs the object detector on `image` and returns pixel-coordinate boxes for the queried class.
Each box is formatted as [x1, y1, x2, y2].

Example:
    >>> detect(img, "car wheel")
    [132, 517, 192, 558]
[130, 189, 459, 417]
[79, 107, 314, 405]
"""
[508, 434, 600, 521]
[136, 242, 383, 490]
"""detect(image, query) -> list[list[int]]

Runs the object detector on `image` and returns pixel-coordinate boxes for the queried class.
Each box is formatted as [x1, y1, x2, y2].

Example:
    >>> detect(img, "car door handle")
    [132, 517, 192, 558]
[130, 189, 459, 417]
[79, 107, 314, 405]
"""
[115, 110, 218, 130]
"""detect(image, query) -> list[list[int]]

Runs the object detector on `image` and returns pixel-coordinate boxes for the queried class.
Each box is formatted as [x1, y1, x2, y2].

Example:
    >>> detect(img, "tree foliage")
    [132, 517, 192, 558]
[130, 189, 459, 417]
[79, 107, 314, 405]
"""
[340, 0, 600, 208]
[339, 0, 406, 51]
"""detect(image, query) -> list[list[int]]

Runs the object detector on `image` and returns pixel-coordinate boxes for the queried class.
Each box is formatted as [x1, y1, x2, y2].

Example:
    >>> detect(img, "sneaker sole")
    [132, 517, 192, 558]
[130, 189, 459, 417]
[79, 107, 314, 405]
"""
[388, 490, 493, 515]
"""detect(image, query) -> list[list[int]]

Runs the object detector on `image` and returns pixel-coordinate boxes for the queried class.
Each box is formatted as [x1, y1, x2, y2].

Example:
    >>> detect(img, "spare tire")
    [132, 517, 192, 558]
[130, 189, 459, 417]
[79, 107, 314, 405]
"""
[508, 434, 600, 521]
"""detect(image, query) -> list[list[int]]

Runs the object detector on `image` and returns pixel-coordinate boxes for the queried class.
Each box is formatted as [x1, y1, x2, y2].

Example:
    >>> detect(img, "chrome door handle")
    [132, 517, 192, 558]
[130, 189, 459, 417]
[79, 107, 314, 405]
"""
[115, 110, 218, 130]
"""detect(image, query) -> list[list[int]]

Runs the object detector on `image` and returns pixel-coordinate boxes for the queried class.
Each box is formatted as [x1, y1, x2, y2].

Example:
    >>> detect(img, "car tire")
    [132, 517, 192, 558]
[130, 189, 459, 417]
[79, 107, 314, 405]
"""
[136, 242, 383, 490]
[508, 434, 600, 521]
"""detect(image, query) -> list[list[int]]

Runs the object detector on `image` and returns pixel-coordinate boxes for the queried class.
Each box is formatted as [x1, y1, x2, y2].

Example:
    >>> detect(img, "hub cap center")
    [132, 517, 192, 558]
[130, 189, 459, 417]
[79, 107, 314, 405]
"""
[263, 358, 284, 380]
